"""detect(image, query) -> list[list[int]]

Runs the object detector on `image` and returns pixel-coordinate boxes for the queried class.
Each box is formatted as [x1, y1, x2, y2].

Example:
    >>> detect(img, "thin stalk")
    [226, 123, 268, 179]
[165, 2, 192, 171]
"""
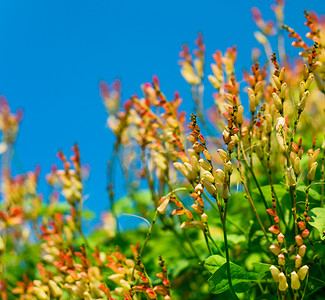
[131, 210, 158, 282]
[321, 143, 325, 207]
[203, 231, 213, 255]
[239, 139, 271, 222]
[221, 201, 239, 300]
[289, 186, 298, 236]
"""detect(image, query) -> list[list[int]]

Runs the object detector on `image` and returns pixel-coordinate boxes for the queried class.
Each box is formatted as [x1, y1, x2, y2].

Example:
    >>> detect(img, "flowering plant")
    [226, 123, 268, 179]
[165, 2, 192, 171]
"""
[1, 1, 325, 299]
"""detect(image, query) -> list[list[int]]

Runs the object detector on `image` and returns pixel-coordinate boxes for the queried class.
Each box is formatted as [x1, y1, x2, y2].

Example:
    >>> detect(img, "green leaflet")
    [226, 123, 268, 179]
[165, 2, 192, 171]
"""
[204, 255, 268, 294]
[308, 207, 325, 239]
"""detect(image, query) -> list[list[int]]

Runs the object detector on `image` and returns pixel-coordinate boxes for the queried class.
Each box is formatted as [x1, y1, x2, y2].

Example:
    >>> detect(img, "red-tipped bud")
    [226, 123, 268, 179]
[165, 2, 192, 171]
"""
[268, 225, 280, 235]
[277, 233, 285, 244]
[267, 209, 277, 217]
[301, 229, 310, 239]
[298, 221, 306, 230]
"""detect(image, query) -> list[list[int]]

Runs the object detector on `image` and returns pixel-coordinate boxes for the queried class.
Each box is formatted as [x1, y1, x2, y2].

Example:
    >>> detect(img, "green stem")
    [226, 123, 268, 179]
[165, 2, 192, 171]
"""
[221, 201, 239, 300]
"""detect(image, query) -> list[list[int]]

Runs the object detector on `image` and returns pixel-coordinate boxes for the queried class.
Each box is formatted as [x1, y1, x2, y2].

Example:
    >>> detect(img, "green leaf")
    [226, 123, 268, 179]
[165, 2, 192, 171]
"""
[308, 207, 325, 239]
[252, 262, 271, 280]
[204, 255, 226, 274]
[208, 262, 255, 294]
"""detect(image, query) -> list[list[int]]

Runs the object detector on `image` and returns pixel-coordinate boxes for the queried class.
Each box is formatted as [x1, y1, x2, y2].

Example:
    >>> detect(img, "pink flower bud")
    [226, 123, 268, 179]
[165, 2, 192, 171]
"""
[278, 253, 285, 266]
[277, 233, 285, 244]
[268, 225, 280, 235]
[295, 254, 302, 268]
[270, 244, 281, 256]
[295, 235, 304, 246]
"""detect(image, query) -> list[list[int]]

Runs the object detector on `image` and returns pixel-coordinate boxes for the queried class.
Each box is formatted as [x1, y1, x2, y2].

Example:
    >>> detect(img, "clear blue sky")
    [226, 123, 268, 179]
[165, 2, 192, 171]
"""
[0, 0, 324, 222]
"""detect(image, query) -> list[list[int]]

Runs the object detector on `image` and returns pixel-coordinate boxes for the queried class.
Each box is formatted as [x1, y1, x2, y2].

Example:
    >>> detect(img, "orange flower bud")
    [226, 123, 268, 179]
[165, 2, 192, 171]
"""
[301, 229, 310, 239]
[268, 225, 280, 235]
[295, 235, 304, 246]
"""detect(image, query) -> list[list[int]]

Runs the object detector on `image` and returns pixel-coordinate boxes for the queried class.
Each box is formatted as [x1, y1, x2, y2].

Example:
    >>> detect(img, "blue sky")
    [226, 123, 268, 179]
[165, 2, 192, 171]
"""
[0, 0, 324, 222]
